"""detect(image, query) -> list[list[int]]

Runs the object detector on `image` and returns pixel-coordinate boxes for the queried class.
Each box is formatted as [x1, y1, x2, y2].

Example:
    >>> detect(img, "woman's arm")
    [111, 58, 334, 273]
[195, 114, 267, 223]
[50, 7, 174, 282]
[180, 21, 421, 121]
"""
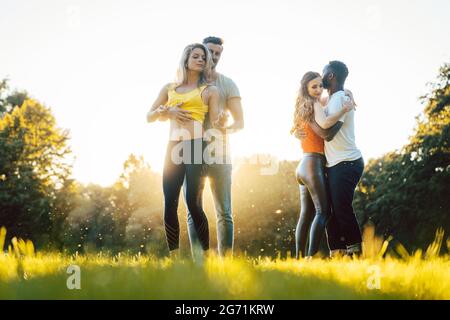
[206, 86, 221, 128]
[147, 84, 170, 123]
[319, 95, 329, 107]
[313, 101, 351, 129]
[147, 84, 192, 123]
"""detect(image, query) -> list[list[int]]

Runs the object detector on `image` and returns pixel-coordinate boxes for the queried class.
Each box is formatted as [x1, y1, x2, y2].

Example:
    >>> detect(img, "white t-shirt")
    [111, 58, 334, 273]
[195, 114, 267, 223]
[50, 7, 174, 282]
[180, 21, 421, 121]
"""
[324, 90, 362, 167]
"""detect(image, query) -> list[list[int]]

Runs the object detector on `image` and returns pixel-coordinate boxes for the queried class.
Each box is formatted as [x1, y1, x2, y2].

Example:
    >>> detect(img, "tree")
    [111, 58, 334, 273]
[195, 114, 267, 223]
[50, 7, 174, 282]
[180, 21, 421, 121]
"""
[0, 93, 72, 246]
[117, 154, 165, 254]
[355, 63, 450, 250]
[0, 79, 28, 115]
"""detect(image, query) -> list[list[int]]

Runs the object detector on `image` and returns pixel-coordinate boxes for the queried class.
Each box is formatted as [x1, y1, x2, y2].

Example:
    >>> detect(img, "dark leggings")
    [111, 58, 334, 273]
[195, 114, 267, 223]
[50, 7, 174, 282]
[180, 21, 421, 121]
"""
[295, 153, 331, 258]
[162, 139, 209, 251]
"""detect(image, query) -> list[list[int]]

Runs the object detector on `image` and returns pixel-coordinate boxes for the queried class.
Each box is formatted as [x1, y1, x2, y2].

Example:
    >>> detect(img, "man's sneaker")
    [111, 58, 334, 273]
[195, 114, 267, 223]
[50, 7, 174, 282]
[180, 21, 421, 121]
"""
[329, 249, 347, 259]
[347, 243, 362, 258]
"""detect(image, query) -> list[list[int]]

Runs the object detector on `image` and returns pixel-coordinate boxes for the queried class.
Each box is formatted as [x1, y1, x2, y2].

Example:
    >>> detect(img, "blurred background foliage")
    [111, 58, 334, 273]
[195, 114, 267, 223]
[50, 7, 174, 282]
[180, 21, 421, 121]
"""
[0, 63, 449, 257]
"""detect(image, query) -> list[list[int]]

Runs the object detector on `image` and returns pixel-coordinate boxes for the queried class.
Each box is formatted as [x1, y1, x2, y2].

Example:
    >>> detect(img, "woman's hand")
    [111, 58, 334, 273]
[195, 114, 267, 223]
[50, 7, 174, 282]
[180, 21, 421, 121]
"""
[344, 89, 357, 109]
[156, 105, 168, 115]
[155, 102, 193, 123]
[165, 103, 194, 124]
[342, 96, 355, 112]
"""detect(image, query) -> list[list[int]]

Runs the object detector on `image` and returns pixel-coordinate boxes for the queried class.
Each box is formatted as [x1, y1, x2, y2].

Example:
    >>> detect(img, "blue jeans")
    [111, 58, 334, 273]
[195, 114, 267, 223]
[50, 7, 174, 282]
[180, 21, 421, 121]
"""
[183, 163, 233, 257]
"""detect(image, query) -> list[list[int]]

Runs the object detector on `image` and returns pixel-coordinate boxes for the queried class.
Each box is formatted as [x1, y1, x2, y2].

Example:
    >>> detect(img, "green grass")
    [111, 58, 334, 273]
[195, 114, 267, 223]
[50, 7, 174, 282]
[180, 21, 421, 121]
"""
[1, 226, 449, 300]
[1, 252, 449, 299]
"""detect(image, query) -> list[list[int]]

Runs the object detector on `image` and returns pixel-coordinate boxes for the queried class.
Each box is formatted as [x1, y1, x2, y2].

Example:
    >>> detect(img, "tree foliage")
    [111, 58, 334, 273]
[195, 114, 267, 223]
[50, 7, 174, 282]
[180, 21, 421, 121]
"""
[354, 63, 450, 250]
[0, 82, 72, 246]
[1, 63, 448, 255]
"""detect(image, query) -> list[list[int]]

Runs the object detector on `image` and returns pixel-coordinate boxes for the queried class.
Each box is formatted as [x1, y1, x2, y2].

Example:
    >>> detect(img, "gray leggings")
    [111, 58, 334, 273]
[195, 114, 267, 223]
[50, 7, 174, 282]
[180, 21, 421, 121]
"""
[295, 153, 331, 257]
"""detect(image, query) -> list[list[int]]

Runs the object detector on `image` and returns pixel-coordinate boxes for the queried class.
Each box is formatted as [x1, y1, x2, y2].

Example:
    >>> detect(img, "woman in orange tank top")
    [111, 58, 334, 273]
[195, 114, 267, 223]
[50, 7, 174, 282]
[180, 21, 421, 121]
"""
[291, 71, 353, 258]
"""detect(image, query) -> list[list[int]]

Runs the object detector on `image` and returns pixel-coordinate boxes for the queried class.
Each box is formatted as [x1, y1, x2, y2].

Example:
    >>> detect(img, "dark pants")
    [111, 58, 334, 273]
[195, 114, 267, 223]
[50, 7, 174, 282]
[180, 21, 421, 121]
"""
[326, 157, 364, 250]
[162, 139, 209, 251]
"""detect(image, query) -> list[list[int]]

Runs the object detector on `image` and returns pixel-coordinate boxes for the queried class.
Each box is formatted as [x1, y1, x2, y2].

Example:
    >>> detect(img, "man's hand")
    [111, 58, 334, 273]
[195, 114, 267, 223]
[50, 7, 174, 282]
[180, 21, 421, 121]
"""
[215, 110, 229, 128]
[212, 110, 229, 132]
[162, 103, 194, 124]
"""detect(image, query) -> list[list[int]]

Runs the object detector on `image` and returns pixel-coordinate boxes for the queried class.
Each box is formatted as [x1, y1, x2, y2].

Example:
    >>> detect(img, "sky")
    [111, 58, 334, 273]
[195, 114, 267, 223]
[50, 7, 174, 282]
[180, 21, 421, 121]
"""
[1, 0, 449, 186]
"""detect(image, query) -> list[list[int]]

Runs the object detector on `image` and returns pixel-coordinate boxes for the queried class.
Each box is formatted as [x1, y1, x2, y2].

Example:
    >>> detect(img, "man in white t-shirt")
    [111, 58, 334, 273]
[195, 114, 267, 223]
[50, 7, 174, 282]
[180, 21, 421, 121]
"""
[320, 61, 364, 257]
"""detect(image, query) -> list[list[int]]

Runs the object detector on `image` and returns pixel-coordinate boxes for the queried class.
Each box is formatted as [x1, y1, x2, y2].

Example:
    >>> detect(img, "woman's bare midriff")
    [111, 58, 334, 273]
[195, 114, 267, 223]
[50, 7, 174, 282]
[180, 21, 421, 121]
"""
[303, 151, 325, 155]
[169, 119, 204, 141]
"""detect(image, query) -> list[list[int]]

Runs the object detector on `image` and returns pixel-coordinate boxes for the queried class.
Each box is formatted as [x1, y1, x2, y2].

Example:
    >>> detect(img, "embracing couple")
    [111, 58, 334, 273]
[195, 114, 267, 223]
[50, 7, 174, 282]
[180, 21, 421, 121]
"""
[292, 61, 364, 259]
[146, 37, 243, 260]
[147, 38, 363, 260]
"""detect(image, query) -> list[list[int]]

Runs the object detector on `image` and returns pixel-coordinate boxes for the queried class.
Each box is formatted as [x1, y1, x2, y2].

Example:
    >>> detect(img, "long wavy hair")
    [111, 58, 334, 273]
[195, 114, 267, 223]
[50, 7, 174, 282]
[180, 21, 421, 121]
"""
[291, 71, 321, 134]
[176, 43, 213, 86]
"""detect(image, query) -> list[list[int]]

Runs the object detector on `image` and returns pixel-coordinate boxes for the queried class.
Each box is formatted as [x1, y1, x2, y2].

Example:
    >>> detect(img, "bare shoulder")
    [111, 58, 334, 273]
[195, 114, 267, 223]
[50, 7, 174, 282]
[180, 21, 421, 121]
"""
[314, 101, 323, 107]
[205, 85, 219, 97]
[164, 82, 175, 91]
[157, 83, 172, 95]
[314, 101, 323, 110]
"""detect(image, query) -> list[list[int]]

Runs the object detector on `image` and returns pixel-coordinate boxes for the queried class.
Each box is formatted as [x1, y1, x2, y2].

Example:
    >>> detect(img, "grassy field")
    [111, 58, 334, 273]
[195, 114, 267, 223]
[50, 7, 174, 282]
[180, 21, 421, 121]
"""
[1, 228, 449, 300]
[1, 252, 449, 299]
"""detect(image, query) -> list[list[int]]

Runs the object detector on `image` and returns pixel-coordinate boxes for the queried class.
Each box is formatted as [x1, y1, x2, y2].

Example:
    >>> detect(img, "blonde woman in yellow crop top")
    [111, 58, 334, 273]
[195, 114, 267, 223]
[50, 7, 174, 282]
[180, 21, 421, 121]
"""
[147, 44, 222, 140]
[146, 43, 223, 258]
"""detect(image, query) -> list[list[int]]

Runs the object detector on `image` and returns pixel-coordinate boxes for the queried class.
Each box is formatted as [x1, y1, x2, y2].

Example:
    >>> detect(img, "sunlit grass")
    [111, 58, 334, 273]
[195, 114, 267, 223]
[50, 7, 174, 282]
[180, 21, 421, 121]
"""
[1, 226, 449, 300]
[1, 253, 449, 299]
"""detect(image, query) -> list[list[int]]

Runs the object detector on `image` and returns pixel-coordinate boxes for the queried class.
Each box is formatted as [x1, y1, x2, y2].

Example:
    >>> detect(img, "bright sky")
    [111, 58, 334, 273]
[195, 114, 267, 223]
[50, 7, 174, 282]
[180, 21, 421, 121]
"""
[1, 0, 449, 186]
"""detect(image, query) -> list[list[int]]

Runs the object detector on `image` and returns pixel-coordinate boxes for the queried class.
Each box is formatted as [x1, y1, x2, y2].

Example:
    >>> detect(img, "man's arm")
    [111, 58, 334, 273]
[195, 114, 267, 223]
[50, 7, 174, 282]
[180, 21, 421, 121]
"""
[309, 120, 343, 142]
[225, 97, 244, 133]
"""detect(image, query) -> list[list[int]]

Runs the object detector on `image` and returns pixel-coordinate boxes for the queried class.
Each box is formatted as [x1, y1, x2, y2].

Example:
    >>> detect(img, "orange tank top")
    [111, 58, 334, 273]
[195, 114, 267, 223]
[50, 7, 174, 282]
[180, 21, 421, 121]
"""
[301, 123, 324, 153]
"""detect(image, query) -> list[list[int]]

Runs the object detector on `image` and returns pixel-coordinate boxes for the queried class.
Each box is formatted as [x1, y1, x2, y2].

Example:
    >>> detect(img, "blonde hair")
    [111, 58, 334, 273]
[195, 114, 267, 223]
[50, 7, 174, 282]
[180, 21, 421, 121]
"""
[291, 71, 321, 134]
[176, 43, 213, 86]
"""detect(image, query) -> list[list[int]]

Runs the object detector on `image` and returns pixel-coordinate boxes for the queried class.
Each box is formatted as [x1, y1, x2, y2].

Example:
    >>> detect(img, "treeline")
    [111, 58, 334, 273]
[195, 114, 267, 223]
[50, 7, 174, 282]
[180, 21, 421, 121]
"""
[0, 64, 449, 257]
[354, 63, 450, 249]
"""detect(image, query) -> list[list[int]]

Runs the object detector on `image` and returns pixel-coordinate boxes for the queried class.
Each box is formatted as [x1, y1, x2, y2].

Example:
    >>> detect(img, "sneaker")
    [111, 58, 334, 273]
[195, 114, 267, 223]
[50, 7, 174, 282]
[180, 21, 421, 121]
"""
[329, 249, 347, 259]
[346, 243, 362, 258]
[169, 248, 181, 260]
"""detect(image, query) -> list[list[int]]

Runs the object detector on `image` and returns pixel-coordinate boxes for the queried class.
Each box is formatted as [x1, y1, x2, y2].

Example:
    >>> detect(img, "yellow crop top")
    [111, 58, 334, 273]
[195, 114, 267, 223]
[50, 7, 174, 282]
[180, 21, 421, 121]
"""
[166, 83, 209, 123]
